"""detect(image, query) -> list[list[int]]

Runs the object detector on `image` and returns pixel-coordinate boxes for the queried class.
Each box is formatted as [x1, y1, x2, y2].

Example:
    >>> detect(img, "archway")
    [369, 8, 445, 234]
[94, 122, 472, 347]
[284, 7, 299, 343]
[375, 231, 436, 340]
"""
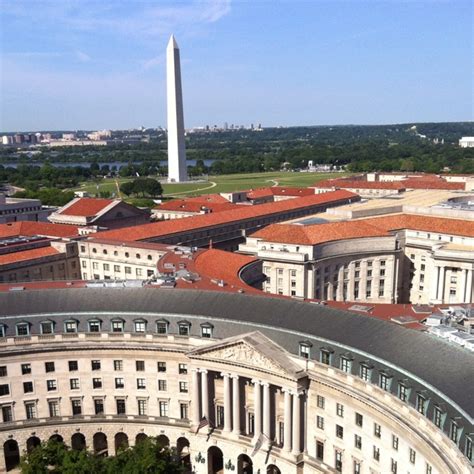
[156, 434, 170, 449]
[26, 436, 41, 453]
[3, 440, 20, 472]
[71, 433, 86, 451]
[135, 433, 148, 445]
[237, 454, 253, 474]
[49, 434, 64, 444]
[93, 432, 108, 456]
[177, 437, 191, 471]
[114, 432, 129, 453]
[207, 446, 223, 474]
[266, 465, 281, 474]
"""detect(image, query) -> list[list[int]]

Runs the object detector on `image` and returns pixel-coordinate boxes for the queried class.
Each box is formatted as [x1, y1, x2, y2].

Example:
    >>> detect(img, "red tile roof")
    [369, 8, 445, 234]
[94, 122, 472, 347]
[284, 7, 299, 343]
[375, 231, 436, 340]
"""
[0, 221, 80, 239]
[247, 186, 315, 199]
[185, 194, 230, 204]
[58, 198, 114, 217]
[315, 179, 406, 190]
[156, 199, 236, 213]
[0, 246, 60, 265]
[97, 190, 357, 242]
[0, 280, 87, 292]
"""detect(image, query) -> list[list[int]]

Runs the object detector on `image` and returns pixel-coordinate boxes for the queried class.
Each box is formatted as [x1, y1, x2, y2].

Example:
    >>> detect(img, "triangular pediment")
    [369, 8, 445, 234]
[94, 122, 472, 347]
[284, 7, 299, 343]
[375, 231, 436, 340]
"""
[187, 331, 304, 379]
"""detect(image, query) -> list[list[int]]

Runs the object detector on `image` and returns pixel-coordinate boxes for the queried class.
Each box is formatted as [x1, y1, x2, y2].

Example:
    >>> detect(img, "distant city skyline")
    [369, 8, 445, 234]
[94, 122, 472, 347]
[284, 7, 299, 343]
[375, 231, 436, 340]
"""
[0, 0, 472, 131]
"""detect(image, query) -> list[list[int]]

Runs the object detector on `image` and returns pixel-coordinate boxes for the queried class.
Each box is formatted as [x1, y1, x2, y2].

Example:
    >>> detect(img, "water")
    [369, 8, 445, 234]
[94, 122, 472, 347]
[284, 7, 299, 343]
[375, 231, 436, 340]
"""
[0, 159, 215, 169]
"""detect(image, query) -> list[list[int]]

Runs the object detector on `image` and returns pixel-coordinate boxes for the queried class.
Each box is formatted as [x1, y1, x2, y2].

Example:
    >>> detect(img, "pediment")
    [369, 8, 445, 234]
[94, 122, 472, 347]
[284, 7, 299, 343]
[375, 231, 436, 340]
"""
[187, 331, 304, 379]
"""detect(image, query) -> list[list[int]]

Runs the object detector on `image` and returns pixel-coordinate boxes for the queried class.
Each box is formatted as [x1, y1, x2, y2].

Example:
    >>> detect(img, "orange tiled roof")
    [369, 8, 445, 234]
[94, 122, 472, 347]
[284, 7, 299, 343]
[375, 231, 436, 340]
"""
[315, 179, 406, 190]
[185, 194, 230, 204]
[247, 186, 315, 199]
[58, 198, 114, 217]
[156, 199, 236, 213]
[0, 221, 80, 239]
[0, 246, 60, 265]
[97, 190, 357, 242]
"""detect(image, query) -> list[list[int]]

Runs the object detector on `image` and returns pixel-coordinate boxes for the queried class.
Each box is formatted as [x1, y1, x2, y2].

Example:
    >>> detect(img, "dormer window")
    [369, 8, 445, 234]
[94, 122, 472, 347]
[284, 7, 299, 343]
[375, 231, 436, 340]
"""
[299, 341, 312, 359]
[134, 319, 147, 333]
[40, 320, 55, 335]
[359, 362, 373, 382]
[88, 319, 101, 333]
[340, 355, 353, 373]
[16, 322, 30, 336]
[178, 321, 191, 336]
[156, 319, 169, 335]
[200, 323, 214, 338]
[111, 319, 124, 333]
[0, 325, 5, 338]
[64, 320, 78, 333]
[320, 348, 333, 365]
[379, 371, 392, 391]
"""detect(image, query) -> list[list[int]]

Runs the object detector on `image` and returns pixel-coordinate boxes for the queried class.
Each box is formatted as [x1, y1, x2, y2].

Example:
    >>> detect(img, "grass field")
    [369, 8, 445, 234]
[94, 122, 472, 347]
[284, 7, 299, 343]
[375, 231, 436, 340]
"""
[72, 171, 349, 199]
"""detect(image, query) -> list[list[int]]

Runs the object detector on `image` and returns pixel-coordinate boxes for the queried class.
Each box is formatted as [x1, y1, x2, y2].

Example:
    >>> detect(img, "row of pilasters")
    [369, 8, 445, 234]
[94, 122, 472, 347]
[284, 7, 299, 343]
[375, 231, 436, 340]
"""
[431, 265, 474, 303]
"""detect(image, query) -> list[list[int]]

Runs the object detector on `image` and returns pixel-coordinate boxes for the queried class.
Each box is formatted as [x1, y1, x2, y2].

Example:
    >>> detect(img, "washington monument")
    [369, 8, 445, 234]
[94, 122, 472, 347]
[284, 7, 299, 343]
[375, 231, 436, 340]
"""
[167, 35, 188, 182]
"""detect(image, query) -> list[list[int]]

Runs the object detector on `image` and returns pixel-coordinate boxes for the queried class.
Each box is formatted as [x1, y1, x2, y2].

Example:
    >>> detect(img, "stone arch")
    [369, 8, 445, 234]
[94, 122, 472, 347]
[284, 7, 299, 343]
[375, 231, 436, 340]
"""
[3, 439, 20, 472]
[114, 432, 129, 453]
[237, 453, 253, 474]
[156, 434, 170, 449]
[176, 437, 191, 471]
[26, 436, 41, 453]
[207, 446, 223, 474]
[71, 433, 86, 451]
[49, 434, 64, 444]
[93, 432, 108, 456]
[135, 433, 148, 444]
[266, 465, 281, 474]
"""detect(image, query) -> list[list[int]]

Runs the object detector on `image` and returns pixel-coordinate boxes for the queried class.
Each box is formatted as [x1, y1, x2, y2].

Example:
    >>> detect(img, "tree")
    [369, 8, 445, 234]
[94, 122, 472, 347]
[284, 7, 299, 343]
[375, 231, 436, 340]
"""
[119, 181, 135, 196]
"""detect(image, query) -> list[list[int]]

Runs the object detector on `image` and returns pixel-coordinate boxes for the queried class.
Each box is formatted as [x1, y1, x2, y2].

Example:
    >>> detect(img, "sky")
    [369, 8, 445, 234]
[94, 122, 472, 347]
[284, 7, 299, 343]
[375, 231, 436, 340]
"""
[0, 0, 472, 131]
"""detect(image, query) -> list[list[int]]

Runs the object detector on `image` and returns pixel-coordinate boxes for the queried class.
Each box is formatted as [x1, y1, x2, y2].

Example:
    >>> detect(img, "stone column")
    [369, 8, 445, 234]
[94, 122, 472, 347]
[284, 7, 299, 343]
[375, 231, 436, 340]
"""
[466, 269, 473, 303]
[336, 265, 344, 301]
[291, 392, 301, 456]
[201, 370, 209, 419]
[252, 380, 262, 443]
[222, 373, 232, 432]
[460, 269, 467, 303]
[262, 382, 271, 442]
[283, 389, 292, 452]
[430, 265, 440, 302]
[232, 375, 241, 435]
[437, 266, 445, 302]
[192, 369, 200, 425]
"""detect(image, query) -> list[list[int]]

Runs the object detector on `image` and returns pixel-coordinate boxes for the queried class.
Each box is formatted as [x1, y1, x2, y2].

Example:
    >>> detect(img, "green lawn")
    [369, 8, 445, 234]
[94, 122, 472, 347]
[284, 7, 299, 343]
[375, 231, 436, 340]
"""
[71, 171, 349, 199]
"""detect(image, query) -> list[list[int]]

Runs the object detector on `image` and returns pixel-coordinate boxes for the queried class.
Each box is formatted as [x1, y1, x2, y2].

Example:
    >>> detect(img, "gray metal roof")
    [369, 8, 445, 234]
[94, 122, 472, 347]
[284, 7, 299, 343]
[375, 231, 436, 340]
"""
[0, 288, 473, 417]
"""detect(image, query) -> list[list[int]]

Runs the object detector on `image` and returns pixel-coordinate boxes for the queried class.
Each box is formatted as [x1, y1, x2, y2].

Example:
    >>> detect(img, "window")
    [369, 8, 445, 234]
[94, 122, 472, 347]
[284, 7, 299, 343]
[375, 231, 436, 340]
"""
[426, 463, 432, 474]
[111, 320, 124, 332]
[340, 356, 351, 373]
[201, 324, 213, 338]
[116, 399, 126, 415]
[68, 361, 78, 371]
[179, 363, 188, 375]
[178, 322, 190, 336]
[316, 415, 324, 430]
[48, 400, 60, 417]
[91, 360, 101, 371]
[336, 424, 344, 439]
[465, 437, 472, 462]
[156, 320, 168, 334]
[0, 366, 6, 377]
[114, 265, 120, 272]
[180, 403, 188, 420]
[64, 320, 77, 333]
[450, 420, 459, 444]
[299, 342, 311, 359]
[124, 266, 131, 274]
[398, 383, 409, 402]
[379, 372, 392, 391]
[416, 394, 427, 415]
[136, 360, 145, 371]
[392, 434, 399, 450]
[336, 403, 344, 417]
[320, 349, 332, 365]
[94, 399, 104, 415]
[355, 412, 363, 427]
[0, 325, 5, 338]
[70, 378, 80, 389]
[136, 268, 142, 277]
[47, 380, 57, 391]
[25, 401, 37, 419]
[138, 399, 147, 416]
[158, 380, 167, 391]
[45, 362, 55, 373]
[103, 263, 110, 272]
[373, 446, 380, 461]
[71, 399, 82, 416]
[179, 381, 188, 393]
[374, 423, 381, 438]
[137, 378, 146, 389]
[114, 360, 123, 371]
[21, 363, 31, 375]
[391, 458, 397, 473]
[353, 460, 361, 474]
[317, 395, 325, 409]
[159, 401, 169, 417]
[16, 323, 30, 336]
[41, 321, 54, 334]
[433, 406, 443, 428]
[88, 320, 101, 332]
[354, 434, 362, 449]
[23, 381, 34, 393]
[93, 378, 102, 389]
[1, 405, 12, 422]
[335, 450, 342, 472]
[115, 378, 125, 389]
[157, 362, 167, 372]
[409, 448, 416, 464]
[360, 364, 371, 382]
[134, 320, 146, 333]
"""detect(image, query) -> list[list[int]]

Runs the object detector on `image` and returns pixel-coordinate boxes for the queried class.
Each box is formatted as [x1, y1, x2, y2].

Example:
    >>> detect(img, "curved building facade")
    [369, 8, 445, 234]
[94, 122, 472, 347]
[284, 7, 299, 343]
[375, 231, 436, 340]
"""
[0, 289, 472, 473]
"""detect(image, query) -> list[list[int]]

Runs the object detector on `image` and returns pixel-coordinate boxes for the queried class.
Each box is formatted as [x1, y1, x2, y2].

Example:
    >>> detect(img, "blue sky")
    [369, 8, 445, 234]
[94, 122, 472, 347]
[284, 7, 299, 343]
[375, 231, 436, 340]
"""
[0, 0, 472, 131]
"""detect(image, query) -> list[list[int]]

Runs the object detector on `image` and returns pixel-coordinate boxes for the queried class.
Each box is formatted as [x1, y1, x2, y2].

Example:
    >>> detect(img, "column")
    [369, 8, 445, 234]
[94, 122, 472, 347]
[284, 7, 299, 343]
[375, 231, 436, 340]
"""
[252, 380, 262, 443]
[222, 373, 232, 433]
[262, 382, 271, 442]
[232, 375, 241, 435]
[460, 269, 467, 303]
[466, 269, 473, 303]
[201, 370, 209, 419]
[430, 265, 440, 302]
[192, 369, 200, 425]
[283, 389, 292, 453]
[336, 266, 344, 301]
[291, 392, 301, 456]
[437, 266, 445, 302]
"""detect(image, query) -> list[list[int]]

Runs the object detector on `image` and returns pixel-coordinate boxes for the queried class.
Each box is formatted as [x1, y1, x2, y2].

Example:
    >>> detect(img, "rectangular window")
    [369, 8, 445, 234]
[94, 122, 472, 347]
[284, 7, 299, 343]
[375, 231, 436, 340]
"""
[335, 450, 342, 472]
[336, 424, 344, 439]
[114, 360, 123, 371]
[392, 434, 399, 450]
[379, 373, 392, 391]
[179, 381, 188, 393]
[48, 400, 60, 417]
[136, 360, 145, 371]
[316, 440, 324, 460]
[360, 364, 371, 382]
[180, 403, 189, 420]
[115, 378, 124, 389]
[340, 357, 351, 373]
[355, 412, 363, 427]
[450, 421, 459, 444]
[159, 401, 168, 417]
[317, 395, 325, 409]
[156, 322, 168, 334]
[94, 399, 104, 415]
[201, 326, 212, 338]
[391, 459, 397, 473]
[158, 362, 167, 372]
[373, 446, 380, 461]
[178, 324, 189, 336]
[68, 361, 78, 371]
[23, 381, 34, 393]
[465, 437, 472, 462]
[416, 394, 427, 415]
[25, 402, 37, 419]
[409, 448, 416, 464]
[71, 399, 82, 415]
[320, 350, 331, 365]
[41, 322, 54, 334]
[69, 378, 80, 390]
[426, 463, 432, 474]
[46, 380, 57, 391]
[336, 403, 344, 417]
[136, 378, 146, 389]
[116, 399, 126, 415]
[178, 363, 188, 374]
[92, 378, 102, 389]
[45, 361, 55, 373]
[137, 399, 147, 416]
[91, 360, 101, 371]
[374, 423, 381, 438]
[1, 405, 12, 422]
[299, 344, 310, 359]
[88, 320, 100, 332]
[64, 321, 77, 333]
[134, 321, 146, 333]
[21, 363, 31, 375]
[111, 321, 123, 333]
[433, 406, 443, 428]
[355, 434, 362, 449]
[316, 415, 324, 430]
[114, 265, 120, 272]
[398, 383, 408, 402]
